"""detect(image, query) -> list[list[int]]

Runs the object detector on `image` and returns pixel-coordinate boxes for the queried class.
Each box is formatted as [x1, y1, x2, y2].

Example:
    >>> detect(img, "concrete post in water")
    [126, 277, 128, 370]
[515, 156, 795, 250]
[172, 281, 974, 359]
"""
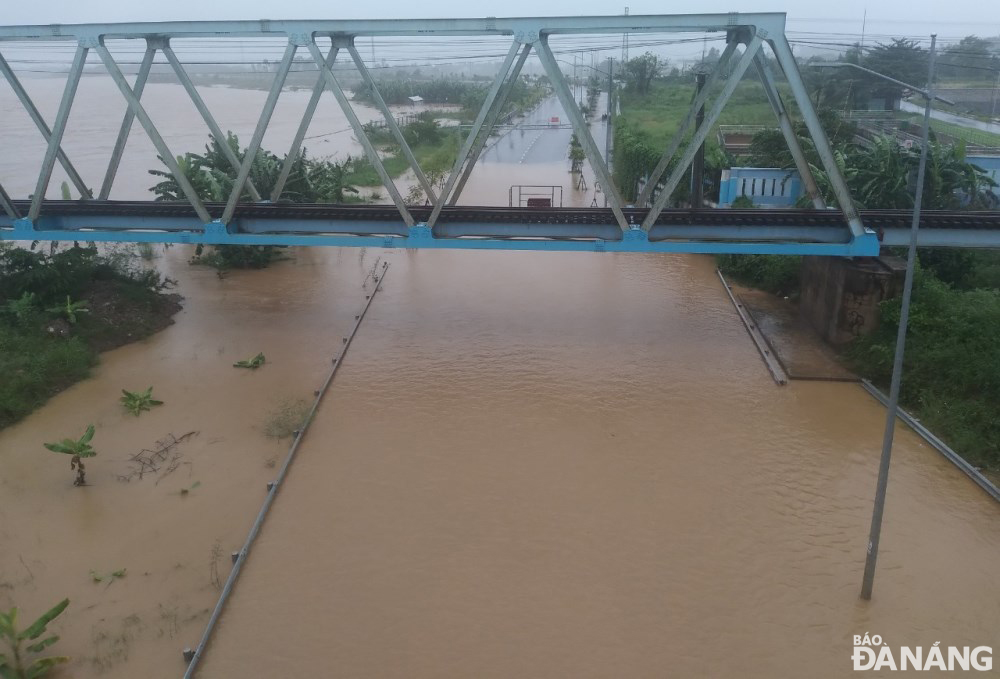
[860, 34, 938, 601]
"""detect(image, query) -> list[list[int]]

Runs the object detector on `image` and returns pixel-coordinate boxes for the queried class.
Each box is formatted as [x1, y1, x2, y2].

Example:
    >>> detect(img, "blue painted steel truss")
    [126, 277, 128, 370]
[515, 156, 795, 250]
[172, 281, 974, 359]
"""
[0, 12, 894, 255]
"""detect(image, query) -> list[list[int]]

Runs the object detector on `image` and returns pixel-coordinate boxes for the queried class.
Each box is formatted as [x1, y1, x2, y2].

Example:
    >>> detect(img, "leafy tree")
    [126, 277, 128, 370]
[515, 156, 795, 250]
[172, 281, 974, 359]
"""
[859, 39, 928, 109]
[938, 36, 1000, 81]
[623, 52, 664, 95]
[0, 599, 70, 678]
[44, 424, 97, 486]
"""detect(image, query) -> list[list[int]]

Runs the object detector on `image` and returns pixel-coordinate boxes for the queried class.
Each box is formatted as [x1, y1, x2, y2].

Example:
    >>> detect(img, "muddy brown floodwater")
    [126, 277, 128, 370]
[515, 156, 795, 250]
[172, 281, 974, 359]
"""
[1, 79, 998, 678]
[196, 250, 1000, 678]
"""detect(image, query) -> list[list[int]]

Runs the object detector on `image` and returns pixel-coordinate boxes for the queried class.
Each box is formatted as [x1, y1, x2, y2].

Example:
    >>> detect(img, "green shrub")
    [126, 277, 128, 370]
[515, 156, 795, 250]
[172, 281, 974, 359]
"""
[849, 271, 1000, 469]
[716, 254, 802, 296]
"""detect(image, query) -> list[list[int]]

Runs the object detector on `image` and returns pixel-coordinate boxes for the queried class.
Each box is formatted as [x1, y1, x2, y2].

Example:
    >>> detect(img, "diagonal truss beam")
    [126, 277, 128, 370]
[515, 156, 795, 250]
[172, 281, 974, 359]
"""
[163, 42, 263, 202]
[221, 42, 296, 224]
[305, 40, 414, 227]
[95, 42, 211, 223]
[641, 35, 763, 232]
[347, 42, 437, 205]
[536, 36, 629, 231]
[426, 40, 522, 230]
[99, 43, 155, 200]
[753, 53, 826, 209]
[636, 40, 739, 207]
[0, 181, 18, 219]
[769, 35, 865, 237]
[271, 44, 339, 201]
[0, 50, 92, 203]
[448, 43, 533, 206]
[29, 44, 89, 221]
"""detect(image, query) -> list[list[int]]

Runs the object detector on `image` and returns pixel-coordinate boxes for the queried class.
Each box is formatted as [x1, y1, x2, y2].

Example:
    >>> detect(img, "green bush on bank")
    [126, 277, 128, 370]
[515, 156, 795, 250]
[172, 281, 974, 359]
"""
[849, 270, 1000, 469]
[0, 243, 174, 428]
[716, 254, 802, 297]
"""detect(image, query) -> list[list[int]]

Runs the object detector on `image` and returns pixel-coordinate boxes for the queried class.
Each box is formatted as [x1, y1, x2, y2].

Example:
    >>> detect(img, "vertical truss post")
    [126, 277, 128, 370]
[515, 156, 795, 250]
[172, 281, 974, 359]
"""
[99, 43, 156, 200]
[536, 36, 629, 231]
[753, 52, 826, 209]
[769, 35, 865, 237]
[641, 36, 763, 232]
[0, 181, 19, 219]
[221, 42, 297, 225]
[271, 44, 339, 202]
[163, 42, 262, 202]
[29, 43, 88, 221]
[305, 40, 414, 227]
[0, 51, 91, 201]
[636, 40, 739, 207]
[95, 41, 212, 223]
[426, 40, 522, 229]
[448, 42, 533, 206]
[347, 42, 437, 204]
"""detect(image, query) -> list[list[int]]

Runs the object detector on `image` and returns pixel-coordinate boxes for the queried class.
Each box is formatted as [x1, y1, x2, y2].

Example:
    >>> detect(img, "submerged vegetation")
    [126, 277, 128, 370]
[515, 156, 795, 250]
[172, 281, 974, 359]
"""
[0, 598, 70, 678]
[44, 424, 97, 486]
[233, 352, 266, 370]
[119, 387, 164, 417]
[0, 243, 181, 429]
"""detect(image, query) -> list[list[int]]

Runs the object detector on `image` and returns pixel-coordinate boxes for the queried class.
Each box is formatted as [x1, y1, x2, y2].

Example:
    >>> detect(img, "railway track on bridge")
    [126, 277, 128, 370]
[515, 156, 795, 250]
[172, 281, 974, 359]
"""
[10, 201, 1000, 231]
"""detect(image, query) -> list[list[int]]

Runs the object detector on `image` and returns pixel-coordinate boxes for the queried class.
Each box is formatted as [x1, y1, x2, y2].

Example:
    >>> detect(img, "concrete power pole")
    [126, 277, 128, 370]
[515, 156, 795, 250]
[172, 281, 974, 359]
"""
[690, 71, 707, 207]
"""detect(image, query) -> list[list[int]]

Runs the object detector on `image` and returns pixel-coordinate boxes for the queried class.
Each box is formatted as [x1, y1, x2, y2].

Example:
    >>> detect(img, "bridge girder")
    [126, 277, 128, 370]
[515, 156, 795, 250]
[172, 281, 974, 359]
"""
[0, 12, 959, 254]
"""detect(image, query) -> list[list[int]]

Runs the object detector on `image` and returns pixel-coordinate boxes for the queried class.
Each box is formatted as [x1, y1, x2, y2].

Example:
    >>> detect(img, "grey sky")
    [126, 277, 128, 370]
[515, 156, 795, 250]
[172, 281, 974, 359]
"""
[3, 0, 998, 44]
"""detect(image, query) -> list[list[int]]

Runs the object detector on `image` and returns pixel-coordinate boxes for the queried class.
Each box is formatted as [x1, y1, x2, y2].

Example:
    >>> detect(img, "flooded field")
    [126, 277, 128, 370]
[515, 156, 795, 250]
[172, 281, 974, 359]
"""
[1, 77, 998, 678]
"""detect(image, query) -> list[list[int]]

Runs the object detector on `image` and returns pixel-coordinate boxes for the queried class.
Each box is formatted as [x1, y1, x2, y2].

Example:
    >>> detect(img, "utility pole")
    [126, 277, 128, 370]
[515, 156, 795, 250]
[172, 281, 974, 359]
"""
[605, 57, 614, 207]
[860, 34, 938, 602]
[992, 69, 999, 119]
[690, 71, 707, 207]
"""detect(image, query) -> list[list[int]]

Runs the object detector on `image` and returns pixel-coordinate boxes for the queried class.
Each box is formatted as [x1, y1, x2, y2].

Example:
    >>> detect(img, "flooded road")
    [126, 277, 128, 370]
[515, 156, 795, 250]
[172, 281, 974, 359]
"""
[197, 251, 1000, 678]
[1, 77, 998, 678]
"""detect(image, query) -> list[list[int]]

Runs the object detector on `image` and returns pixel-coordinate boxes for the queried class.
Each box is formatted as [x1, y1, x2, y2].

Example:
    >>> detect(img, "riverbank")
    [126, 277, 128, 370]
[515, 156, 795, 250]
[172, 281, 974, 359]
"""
[717, 254, 1000, 474]
[0, 244, 182, 429]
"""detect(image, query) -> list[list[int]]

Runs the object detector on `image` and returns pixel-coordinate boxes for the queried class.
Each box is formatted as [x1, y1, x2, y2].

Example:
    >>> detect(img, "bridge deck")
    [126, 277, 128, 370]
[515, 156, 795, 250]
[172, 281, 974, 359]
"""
[4, 202, 1000, 255]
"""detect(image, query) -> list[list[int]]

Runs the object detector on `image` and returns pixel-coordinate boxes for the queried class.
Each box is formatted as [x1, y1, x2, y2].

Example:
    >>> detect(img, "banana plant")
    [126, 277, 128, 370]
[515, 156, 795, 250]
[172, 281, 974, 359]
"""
[119, 387, 164, 417]
[233, 352, 265, 369]
[44, 425, 97, 486]
[0, 598, 70, 679]
[45, 296, 88, 325]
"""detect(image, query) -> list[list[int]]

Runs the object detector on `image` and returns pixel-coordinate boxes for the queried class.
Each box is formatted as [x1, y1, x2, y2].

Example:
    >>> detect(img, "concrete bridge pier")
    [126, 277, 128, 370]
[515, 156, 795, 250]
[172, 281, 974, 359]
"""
[798, 255, 906, 345]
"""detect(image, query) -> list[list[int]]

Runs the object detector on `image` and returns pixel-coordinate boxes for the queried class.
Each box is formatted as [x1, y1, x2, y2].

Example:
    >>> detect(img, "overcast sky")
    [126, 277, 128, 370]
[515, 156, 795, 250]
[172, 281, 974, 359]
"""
[3, 0, 998, 43]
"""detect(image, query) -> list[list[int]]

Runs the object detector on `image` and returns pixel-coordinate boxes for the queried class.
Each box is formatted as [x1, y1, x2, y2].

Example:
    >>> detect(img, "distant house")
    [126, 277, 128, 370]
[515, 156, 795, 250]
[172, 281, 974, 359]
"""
[407, 96, 424, 106]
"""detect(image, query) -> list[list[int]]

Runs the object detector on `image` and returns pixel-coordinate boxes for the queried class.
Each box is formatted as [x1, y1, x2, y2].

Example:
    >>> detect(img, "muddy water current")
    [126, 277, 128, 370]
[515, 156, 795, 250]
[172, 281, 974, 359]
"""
[0, 79, 998, 678]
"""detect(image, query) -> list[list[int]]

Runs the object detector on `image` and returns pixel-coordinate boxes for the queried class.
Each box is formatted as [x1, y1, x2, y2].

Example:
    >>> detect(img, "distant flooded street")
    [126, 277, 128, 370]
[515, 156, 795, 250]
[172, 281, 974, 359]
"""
[0, 78, 998, 679]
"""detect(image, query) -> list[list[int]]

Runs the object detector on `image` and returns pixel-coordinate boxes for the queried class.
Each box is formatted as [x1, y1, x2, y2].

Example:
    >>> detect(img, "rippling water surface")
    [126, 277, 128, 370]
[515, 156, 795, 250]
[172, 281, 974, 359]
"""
[198, 250, 1000, 678]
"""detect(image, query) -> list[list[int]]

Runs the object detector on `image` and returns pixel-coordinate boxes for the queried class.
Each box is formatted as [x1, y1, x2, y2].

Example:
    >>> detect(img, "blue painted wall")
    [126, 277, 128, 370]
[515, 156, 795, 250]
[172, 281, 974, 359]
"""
[719, 167, 802, 207]
[968, 154, 1000, 199]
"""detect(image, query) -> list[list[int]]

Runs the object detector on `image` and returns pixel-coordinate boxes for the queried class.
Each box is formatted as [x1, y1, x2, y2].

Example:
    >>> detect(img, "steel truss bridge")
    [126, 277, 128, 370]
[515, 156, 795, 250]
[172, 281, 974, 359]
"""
[1, 13, 999, 255]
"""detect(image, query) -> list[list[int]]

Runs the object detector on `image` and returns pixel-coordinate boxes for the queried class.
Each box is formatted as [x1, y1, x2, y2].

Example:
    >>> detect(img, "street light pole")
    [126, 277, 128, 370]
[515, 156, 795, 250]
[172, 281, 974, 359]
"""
[859, 34, 938, 601]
